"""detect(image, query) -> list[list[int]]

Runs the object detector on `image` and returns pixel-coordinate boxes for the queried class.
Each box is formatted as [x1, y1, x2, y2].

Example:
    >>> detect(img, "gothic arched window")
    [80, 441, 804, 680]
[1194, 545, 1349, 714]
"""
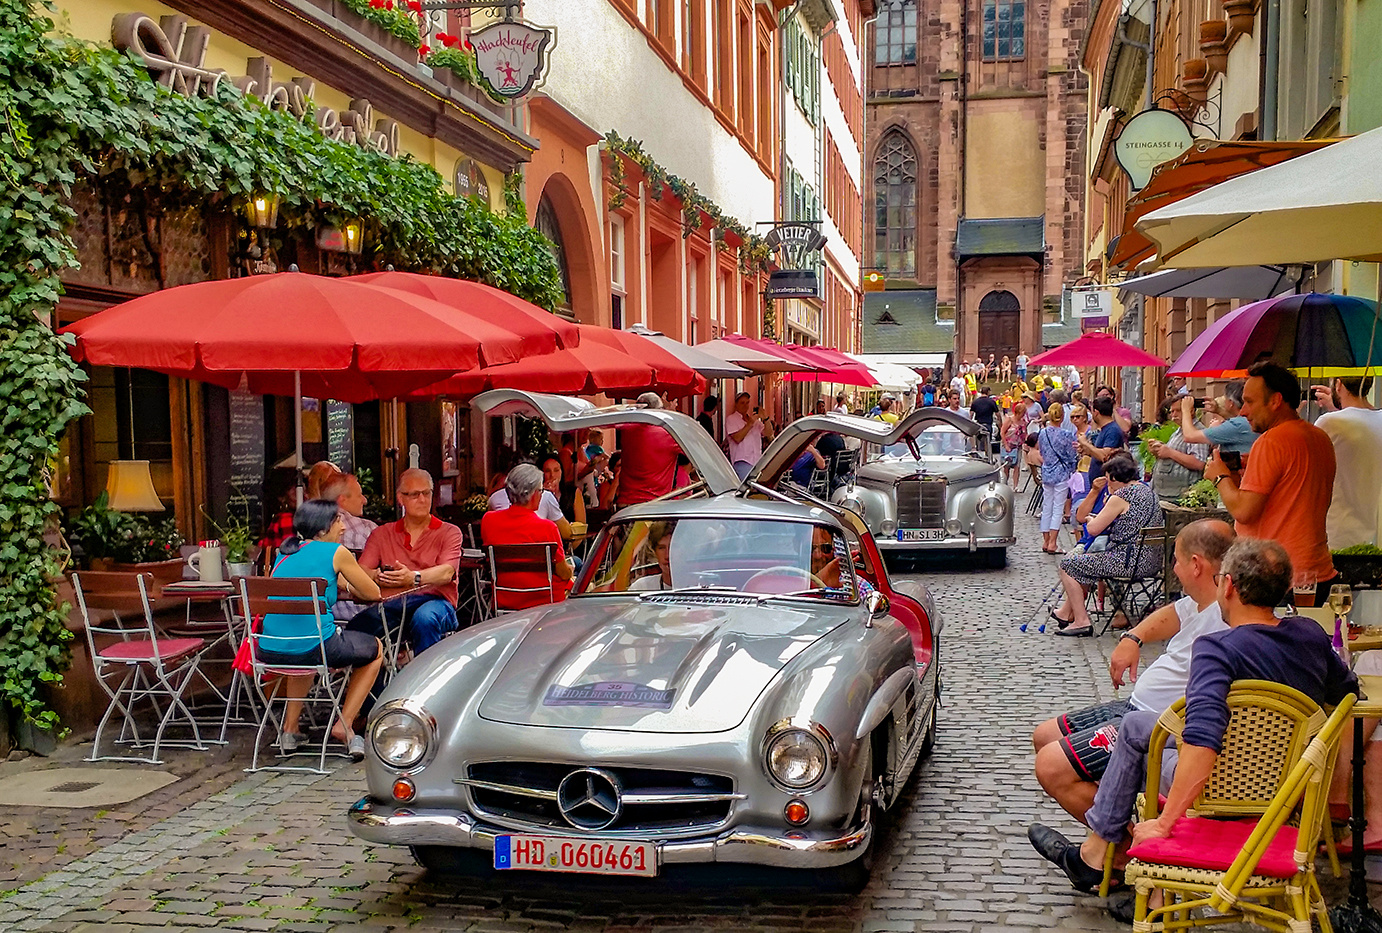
[875, 0, 917, 64]
[873, 133, 917, 277]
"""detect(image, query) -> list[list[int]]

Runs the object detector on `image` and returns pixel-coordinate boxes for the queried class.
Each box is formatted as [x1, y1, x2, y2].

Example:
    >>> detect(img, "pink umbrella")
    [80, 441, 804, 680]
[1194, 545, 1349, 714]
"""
[1028, 332, 1167, 368]
[781, 346, 879, 387]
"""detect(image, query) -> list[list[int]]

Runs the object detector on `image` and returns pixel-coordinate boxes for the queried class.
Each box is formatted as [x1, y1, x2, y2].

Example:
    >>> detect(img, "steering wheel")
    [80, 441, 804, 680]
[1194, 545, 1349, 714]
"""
[744, 565, 828, 594]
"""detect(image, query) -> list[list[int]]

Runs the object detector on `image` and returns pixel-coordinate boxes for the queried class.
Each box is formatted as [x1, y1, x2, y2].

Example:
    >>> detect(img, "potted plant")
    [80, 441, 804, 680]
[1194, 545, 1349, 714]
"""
[1332, 544, 1382, 590]
[1199, 20, 1229, 76]
[203, 495, 257, 579]
[68, 493, 186, 582]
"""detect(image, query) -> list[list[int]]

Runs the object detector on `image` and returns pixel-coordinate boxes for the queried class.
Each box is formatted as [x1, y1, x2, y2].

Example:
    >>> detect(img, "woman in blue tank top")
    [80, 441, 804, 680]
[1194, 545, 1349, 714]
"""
[261, 499, 382, 760]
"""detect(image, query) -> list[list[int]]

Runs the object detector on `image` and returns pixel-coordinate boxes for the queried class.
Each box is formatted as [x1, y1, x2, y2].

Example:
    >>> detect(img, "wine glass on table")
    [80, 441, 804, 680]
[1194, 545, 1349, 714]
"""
[1330, 583, 1353, 664]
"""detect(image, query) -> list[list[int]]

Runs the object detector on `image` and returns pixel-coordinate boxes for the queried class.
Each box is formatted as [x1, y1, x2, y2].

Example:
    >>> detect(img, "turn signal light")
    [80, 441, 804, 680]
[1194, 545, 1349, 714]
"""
[784, 798, 810, 825]
[392, 777, 416, 802]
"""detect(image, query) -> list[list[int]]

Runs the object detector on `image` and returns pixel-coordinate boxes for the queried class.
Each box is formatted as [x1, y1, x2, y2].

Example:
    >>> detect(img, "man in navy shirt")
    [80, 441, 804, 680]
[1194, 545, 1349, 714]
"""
[1029, 537, 1357, 894]
[1078, 396, 1127, 484]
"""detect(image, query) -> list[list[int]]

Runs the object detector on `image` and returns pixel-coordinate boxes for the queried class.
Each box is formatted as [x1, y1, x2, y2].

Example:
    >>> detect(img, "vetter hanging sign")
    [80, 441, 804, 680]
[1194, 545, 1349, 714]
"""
[763, 222, 827, 299]
[1113, 109, 1194, 190]
[469, 20, 555, 100]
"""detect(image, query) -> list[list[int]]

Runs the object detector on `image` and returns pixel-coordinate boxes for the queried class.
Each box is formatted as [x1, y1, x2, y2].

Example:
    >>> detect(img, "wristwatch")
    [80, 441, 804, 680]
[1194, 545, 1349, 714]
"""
[1212, 474, 1227, 486]
[1119, 631, 1144, 647]
[413, 570, 422, 587]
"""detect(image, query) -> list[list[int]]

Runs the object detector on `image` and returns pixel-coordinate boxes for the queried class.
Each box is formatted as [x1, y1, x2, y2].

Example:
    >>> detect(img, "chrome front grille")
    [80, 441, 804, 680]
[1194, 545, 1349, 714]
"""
[896, 476, 947, 528]
[460, 762, 742, 835]
[641, 593, 759, 607]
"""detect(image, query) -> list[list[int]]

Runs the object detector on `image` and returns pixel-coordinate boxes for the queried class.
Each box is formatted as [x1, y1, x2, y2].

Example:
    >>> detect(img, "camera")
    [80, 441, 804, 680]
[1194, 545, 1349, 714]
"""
[1219, 450, 1242, 472]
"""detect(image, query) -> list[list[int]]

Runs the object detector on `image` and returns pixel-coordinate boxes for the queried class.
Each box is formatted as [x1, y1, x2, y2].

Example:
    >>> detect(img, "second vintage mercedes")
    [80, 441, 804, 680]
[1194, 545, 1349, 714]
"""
[348, 390, 943, 890]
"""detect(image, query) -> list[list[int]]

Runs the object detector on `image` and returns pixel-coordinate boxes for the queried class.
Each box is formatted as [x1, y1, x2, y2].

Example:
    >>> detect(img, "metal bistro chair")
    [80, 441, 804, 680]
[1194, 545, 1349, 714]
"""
[486, 543, 561, 614]
[1092, 526, 1168, 636]
[73, 571, 213, 764]
[237, 576, 349, 774]
[1101, 683, 1353, 933]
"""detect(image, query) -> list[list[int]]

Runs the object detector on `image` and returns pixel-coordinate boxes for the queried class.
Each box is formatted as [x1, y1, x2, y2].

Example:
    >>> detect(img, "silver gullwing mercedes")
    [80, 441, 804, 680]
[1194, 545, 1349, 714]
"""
[828, 408, 1015, 566]
[347, 390, 942, 889]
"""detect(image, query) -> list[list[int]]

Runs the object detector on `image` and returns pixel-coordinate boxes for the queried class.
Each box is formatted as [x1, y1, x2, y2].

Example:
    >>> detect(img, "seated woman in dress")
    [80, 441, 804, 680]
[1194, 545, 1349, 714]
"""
[1049, 453, 1163, 637]
[259, 499, 383, 760]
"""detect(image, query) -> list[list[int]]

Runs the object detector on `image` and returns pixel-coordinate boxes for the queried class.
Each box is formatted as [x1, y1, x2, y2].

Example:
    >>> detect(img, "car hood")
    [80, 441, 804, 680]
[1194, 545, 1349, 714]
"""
[477, 596, 847, 733]
[855, 457, 997, 485]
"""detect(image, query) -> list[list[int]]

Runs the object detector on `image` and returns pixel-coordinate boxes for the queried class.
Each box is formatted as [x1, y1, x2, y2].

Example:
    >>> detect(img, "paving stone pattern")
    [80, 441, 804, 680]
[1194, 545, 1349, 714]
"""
[0, 494, 1342, 931]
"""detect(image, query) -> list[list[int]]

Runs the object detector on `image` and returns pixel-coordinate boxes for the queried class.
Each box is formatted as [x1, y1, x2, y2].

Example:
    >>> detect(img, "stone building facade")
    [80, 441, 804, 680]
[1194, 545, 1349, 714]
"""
[864, 0, 1088, 365]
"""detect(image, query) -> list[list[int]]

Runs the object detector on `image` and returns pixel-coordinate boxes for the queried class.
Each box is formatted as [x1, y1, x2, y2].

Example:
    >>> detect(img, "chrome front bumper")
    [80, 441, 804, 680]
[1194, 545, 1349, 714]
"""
[874, 533, 1014, 552]
[348, 797, 871, 869]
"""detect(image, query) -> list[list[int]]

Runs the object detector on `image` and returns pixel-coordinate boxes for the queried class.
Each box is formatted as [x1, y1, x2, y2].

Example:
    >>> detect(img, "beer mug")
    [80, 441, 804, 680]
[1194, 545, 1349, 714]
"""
[187, 544, 224, 583]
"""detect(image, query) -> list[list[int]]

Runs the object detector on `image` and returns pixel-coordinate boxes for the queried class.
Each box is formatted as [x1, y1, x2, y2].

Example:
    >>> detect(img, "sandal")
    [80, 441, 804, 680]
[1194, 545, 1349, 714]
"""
[1055, 625, 1093, 637]
[1049, 608, 1075, 628]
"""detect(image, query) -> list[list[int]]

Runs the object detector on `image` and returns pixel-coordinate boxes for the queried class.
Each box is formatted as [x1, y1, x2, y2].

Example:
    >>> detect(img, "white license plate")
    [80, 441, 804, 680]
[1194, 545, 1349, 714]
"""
[898, 528, 948, 542]
[494, 834, 657, 877]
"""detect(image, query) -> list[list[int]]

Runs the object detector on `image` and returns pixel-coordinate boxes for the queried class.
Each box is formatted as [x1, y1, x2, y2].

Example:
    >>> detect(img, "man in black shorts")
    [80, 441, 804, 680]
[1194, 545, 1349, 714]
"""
[1029, 520, 1235, 824]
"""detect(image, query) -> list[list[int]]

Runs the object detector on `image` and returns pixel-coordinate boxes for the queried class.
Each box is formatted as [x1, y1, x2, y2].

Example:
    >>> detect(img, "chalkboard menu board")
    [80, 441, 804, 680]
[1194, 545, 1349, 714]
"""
[228, 386, 265, 534]
[326, 401, 354, 473]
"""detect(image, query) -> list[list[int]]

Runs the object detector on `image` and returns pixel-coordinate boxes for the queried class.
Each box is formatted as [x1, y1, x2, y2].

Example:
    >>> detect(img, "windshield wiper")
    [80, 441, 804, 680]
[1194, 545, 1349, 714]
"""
[638, 585, 738, 598]
[758, 588, 853, 603]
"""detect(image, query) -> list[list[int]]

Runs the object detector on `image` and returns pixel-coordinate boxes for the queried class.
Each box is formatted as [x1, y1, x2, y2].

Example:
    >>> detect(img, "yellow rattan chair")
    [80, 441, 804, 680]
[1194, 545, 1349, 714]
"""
[1107, 682, 1353, 932]
[1098, 680, 1334, 898]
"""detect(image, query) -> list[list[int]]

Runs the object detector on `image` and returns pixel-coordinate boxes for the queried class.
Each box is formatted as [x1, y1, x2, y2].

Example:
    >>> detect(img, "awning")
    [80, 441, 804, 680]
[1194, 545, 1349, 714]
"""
[1137, 125, 1382, 267]
[781, 346, 879, 387]
[1109, 139, 1337, 270]
[852, 351, 949, 369]
[1116, 265, 1300, 301]
[691, 335, 818, 373]
[626, 324, 750, 378]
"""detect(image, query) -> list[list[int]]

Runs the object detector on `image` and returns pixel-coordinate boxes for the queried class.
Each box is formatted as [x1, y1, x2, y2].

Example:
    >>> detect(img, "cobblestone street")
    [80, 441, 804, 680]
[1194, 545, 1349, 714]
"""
[0, 500, 1217, 931]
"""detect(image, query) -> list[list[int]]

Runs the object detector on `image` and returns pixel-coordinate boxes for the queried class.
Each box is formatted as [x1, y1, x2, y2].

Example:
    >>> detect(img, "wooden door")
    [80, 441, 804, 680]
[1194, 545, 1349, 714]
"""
[979, 310, 1020, 362]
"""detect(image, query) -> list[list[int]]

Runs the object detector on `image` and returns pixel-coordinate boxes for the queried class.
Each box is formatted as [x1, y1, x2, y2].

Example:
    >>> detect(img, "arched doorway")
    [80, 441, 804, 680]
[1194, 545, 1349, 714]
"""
[534, 194, 574, 320]
[978, 289, 1021, 364]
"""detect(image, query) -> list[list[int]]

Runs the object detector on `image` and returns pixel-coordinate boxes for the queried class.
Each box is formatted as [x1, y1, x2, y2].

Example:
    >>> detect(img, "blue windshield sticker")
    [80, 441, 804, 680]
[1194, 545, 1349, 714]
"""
[544, 681, 675, 709]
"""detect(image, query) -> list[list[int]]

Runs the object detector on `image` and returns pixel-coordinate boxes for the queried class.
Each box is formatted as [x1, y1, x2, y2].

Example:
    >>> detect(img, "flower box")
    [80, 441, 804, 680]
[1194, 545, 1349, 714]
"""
[1333, 555, 1382, 590]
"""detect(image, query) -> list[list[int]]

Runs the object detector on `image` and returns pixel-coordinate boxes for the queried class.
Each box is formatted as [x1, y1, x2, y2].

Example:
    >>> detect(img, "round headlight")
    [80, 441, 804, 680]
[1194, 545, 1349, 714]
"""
[765, 729, 828, 789]
[945, 518, 964, 536]
[977, 495, 1008, 522]
[880, 519, 897, 536]
[841, 496, 866, 520]
[371, 709, 428, 769]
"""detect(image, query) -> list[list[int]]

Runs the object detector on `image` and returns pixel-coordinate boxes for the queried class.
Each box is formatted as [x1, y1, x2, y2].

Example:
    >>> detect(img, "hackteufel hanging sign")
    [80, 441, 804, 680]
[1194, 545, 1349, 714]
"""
[112, 13, 400, 157]
[467, 20, 554, 100]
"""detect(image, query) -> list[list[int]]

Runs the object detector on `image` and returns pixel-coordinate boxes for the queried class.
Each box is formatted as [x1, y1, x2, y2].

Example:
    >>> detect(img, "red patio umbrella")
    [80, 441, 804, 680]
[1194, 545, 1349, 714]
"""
[1028, 332, 1168, 368]
[350, 271, 582, 355]
[406, 325, 706, 399]
[717, 334, 828, 373]
[781, 345, 879, 387]
[61, 272, 534, 401]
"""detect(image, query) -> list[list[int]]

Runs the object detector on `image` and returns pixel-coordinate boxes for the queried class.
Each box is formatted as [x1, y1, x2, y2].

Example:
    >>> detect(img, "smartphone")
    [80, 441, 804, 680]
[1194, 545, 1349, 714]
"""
[1220, 450, 1242, 472]
[380, 563, 395, 573]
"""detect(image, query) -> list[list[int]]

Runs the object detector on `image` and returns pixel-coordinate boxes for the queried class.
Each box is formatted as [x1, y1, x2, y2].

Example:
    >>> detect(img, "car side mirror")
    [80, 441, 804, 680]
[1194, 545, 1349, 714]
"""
[867, 591, 890, 621]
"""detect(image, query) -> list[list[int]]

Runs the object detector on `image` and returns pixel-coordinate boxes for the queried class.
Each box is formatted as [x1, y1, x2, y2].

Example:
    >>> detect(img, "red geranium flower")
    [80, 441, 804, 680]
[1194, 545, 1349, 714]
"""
[418, 43, 430, 57]
[369, 0, 384, 7]
[406, 0, 421, 10]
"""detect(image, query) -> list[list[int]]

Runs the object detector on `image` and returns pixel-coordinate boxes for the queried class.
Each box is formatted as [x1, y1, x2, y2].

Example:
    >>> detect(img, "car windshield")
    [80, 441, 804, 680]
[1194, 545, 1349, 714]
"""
[869, 423, 979, 460]
[575, 517, 860, 602]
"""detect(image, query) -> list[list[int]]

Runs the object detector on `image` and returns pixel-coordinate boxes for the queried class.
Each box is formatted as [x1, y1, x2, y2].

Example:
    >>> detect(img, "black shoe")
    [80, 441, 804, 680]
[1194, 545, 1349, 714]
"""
[1027, 823, 1105, 893]
[1107, 890, 1135, 924]
[1054, 624, 1094, 637]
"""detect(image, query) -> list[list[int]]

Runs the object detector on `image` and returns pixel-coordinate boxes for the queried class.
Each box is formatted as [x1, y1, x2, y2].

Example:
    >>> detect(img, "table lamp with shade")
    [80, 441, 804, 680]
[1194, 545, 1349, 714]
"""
[104, 460, 165, 512]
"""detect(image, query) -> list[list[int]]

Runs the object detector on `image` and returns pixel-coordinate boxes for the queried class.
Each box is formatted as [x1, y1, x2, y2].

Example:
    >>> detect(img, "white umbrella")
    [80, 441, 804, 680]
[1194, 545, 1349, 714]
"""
[626, 324, 750, 379]
[1136, 125, 1382, 267]
[1116, 265, 1300, 301]
[844, 355, 921, 393]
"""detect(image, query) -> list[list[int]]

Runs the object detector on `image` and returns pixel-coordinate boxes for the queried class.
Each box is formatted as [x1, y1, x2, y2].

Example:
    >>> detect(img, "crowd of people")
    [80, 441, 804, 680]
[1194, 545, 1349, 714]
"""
[1023, 362, 1382, 923]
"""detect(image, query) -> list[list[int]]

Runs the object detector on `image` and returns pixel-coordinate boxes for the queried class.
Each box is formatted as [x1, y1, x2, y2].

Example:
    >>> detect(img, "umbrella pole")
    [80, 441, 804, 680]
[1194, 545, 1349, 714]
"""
[295, 370, 304, 506]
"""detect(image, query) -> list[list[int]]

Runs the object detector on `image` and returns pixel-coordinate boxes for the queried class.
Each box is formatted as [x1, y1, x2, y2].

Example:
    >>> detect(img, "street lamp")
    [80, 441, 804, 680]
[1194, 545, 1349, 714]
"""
[244, 193, 280, 229]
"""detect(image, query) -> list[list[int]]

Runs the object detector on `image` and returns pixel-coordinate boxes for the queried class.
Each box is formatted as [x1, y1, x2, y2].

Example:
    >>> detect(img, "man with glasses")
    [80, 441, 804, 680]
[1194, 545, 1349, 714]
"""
[349, 468, 463, 657]
[1029, 538, 1356, 920]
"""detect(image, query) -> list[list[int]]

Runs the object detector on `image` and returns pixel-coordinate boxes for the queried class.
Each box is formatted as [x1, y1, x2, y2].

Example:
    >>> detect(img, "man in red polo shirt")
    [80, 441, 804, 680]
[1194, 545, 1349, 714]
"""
[481, 463, 574, 610]
[348, 468, 463, 654]
[616, 393, 683, 507]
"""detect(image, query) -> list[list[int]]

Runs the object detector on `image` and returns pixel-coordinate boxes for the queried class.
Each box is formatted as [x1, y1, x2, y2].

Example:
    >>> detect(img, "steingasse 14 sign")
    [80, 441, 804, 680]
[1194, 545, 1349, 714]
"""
[1113, 108, 1194, 190]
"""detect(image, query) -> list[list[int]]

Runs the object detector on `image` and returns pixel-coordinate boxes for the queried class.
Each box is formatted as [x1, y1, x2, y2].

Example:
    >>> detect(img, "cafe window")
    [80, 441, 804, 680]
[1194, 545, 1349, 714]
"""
[535, 195, 573, 318]
[873, 132, 917, 277]
[874, 0, 917, 64]
[982, 0, 1025, 61]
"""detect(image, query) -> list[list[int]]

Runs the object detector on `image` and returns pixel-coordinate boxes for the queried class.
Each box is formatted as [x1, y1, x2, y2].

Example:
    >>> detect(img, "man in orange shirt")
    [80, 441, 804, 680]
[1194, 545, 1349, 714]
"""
[1204, 361, 1337, 604]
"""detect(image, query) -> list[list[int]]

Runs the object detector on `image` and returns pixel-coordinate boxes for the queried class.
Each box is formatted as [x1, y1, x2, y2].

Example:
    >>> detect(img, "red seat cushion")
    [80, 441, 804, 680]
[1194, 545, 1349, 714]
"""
[1128, 816, 1302, 879]
[99, 637, 205, 663]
